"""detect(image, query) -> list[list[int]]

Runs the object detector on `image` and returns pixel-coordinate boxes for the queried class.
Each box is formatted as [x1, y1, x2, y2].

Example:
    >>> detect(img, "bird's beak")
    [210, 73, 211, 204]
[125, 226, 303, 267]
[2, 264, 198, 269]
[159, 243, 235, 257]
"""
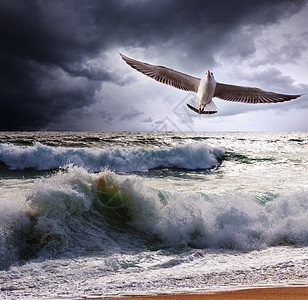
[207, 70, 211, 77]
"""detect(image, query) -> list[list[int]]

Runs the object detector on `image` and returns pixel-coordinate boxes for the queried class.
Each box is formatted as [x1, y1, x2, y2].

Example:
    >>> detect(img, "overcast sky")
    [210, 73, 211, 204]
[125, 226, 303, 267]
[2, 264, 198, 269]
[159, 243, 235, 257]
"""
[0, 0, 307, 131]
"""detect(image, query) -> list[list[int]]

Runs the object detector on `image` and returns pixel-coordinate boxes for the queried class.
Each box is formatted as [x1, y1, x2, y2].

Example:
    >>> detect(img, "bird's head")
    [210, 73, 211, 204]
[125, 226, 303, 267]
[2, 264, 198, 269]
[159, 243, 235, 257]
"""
[206, 70, 214, 79]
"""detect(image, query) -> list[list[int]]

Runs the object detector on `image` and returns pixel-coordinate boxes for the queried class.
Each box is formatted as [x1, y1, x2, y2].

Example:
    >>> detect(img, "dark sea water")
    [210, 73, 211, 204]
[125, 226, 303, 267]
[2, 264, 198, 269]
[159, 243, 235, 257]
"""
[0, 131, 307, 299]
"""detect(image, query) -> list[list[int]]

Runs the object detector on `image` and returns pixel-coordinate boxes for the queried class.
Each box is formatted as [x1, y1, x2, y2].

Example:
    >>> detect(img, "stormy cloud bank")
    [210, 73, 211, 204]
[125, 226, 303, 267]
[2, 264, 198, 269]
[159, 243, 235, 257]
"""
[0, 0, 307, 130]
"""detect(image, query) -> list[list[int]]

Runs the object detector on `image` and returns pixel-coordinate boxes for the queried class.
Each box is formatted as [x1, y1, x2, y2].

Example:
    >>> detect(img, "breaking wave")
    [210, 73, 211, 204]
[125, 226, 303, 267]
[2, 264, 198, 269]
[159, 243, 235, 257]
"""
[1, 166, 308, 269]
[0, 143, 224, 172]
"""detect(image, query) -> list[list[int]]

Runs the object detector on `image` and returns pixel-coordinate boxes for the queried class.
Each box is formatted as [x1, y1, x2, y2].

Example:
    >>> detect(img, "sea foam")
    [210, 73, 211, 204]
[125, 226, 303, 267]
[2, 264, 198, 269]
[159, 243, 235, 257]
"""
[1, 166, 307, 270]
[0, 143, 225, 172]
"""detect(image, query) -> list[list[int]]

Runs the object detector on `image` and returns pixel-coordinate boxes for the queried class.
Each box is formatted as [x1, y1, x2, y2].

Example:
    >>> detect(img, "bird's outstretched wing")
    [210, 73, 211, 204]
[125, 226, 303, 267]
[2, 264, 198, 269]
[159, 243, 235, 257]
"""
[214, 83, 302, 103]
[120, 53, 200, 92]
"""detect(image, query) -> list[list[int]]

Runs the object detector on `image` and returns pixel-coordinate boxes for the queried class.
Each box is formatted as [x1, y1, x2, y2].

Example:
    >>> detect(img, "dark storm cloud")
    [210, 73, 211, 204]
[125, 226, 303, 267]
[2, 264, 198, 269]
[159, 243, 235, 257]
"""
[0, 0, 306, 130]
[0, 0, 104, 130]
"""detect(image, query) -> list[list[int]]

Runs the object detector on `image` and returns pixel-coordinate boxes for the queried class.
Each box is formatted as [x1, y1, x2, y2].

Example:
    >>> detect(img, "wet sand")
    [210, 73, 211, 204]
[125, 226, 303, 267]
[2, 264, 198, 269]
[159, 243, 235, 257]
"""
[82, 286, 308, 299]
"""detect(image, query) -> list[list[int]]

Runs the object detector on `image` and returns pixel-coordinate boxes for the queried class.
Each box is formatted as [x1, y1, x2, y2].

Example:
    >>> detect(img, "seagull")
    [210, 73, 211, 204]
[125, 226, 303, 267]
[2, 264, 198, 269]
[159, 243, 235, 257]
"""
[119, 52, 302, 115]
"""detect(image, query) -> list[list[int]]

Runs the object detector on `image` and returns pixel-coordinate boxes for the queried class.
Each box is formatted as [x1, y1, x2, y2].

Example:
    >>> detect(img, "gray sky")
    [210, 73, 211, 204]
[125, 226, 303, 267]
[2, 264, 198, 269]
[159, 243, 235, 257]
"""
[0, 0, 307, 131]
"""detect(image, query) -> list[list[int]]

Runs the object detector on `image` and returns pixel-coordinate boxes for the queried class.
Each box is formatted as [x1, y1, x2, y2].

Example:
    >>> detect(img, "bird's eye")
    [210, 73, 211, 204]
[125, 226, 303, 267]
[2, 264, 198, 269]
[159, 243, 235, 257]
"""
[211, 72, 213, 75]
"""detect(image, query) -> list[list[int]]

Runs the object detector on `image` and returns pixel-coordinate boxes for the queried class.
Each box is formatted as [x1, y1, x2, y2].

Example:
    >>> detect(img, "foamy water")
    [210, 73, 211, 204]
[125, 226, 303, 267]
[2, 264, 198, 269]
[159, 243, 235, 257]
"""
[0, 132, 307, 299]
[0, 142, 224, 171]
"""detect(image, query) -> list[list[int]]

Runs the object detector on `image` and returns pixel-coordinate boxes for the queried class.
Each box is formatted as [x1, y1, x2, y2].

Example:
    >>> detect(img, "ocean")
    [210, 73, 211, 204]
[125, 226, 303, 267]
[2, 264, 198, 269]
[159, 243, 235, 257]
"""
[0, 131, 307, 299]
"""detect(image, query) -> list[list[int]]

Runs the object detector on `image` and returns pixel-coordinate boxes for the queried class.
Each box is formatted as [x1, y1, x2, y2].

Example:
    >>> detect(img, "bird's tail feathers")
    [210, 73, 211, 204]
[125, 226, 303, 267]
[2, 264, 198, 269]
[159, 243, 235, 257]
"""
[204, 100, 218, 113]
[186, 98, 218, 115]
